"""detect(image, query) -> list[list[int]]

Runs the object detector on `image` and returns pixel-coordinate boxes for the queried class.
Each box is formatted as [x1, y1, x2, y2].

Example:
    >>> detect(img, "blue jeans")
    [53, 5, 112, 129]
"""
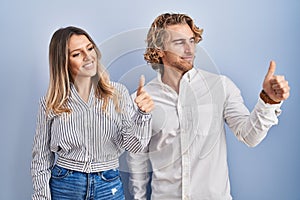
[50, 165, 125, 200]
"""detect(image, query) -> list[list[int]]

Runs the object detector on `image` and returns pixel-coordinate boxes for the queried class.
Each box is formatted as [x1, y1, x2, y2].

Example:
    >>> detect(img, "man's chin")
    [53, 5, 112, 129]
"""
[184, 62, 193, 70]
[181, 64, 193, 73]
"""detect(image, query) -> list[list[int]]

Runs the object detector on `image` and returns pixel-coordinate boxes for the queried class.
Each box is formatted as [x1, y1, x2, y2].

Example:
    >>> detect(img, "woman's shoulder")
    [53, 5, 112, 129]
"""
[110, 81, 128, 93]
[37, 95, 60, 119]
[37, 96, 47, 107]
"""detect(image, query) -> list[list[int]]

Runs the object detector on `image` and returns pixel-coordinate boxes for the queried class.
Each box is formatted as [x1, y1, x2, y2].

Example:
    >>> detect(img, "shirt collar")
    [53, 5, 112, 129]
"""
[182, 67, 197, 83]
[70, 82, 95, 105]
[157, 67, 197, 84]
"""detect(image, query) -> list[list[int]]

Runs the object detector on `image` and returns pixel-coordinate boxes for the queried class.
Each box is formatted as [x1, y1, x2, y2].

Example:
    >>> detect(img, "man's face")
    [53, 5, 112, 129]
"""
[161, 24, 196, 73]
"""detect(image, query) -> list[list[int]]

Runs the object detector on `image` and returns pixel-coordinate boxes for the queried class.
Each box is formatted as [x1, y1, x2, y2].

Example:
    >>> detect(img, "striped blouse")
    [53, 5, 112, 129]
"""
[31, 82, 152, 200]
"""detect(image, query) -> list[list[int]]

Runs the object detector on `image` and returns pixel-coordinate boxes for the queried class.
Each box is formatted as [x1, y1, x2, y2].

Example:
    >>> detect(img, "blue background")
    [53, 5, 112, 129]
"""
[0, 0, 299, 199]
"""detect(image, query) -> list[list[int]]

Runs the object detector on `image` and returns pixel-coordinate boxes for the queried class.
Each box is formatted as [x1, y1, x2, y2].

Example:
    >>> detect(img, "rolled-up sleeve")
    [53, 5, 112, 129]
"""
[224, 76, 282, 147]
[114, 85, 152, 153]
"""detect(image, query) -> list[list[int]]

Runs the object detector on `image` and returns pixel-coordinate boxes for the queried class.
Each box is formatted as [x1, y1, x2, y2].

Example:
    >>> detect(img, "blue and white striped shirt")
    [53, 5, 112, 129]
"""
[31, 82, 151, 200]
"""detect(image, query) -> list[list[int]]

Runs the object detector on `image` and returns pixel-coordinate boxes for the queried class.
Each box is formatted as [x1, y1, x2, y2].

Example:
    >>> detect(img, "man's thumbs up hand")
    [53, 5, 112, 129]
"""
[262, 61, 290, 103]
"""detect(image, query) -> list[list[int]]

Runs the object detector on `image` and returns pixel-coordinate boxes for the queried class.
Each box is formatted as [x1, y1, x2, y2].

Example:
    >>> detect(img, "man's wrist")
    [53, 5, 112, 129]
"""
[260, 90, 281, 104]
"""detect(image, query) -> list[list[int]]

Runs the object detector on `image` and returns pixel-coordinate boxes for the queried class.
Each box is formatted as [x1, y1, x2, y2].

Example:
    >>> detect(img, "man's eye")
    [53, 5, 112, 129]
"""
[175, 41, 184, 45]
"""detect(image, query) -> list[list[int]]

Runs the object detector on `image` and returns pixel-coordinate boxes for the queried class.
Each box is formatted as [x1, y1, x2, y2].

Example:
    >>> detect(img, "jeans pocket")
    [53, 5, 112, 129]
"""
[51, 165, 72, 179]
[100, 168, 120, 182]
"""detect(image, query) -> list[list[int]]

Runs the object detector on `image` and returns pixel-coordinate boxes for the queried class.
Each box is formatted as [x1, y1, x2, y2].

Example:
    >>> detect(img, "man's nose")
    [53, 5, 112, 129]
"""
[184, 42, 192, 53]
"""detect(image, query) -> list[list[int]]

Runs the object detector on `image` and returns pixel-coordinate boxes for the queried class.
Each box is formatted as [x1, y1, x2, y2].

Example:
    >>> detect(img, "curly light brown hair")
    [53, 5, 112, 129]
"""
[144, 13, 203, 73]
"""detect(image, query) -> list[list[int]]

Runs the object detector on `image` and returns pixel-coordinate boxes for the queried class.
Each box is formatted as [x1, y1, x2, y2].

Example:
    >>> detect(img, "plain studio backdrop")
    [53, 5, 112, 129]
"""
[0, 0, 299, 199]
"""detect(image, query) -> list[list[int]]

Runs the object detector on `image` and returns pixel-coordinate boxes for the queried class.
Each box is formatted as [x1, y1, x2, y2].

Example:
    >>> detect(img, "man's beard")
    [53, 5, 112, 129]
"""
[169, 56, 194, 73]
[164, 51, 194, 73]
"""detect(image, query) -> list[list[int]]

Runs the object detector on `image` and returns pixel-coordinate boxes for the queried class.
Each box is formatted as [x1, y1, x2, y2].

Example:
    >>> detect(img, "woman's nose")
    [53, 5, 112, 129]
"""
[83, 50, 92, 61]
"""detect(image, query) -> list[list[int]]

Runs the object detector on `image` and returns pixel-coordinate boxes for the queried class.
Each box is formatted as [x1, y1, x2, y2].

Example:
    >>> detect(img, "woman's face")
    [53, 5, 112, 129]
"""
[68, 34, 97, 82]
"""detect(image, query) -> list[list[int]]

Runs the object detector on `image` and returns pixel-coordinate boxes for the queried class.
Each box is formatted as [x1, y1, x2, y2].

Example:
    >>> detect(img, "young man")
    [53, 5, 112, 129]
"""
[127, 13, 290, 200]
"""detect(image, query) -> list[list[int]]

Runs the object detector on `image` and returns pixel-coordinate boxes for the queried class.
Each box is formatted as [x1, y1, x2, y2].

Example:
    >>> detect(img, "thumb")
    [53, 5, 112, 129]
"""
[265, 60, 276, 79]
[137, 75, 145, 95]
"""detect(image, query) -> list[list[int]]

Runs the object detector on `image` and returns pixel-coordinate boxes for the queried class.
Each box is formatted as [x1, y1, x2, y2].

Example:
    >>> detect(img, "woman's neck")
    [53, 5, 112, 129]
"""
[73, 78, 92, 103]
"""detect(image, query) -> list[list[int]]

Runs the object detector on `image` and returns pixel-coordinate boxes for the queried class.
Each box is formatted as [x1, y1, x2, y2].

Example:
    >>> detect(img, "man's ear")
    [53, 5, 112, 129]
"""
[157, 49, 164, 57]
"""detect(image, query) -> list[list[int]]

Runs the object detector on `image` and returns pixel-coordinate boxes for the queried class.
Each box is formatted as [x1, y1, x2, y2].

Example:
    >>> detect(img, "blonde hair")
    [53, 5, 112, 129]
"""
[46, 26, 119, 114]
[144, 13, 203, 73]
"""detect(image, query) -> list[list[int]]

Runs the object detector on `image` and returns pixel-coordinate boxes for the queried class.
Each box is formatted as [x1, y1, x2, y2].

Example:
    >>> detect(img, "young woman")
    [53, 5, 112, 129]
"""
[31, 26, 154, 200]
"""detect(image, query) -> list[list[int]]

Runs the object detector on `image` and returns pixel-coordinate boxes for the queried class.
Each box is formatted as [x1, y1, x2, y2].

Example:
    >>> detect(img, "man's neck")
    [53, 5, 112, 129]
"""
[161, 67, 186, 94]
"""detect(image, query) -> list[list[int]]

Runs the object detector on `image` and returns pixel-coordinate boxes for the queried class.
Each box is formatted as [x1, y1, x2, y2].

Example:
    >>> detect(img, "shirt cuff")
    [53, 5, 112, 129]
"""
[137, 108, 152, 121]
[257, 97, 282, 116]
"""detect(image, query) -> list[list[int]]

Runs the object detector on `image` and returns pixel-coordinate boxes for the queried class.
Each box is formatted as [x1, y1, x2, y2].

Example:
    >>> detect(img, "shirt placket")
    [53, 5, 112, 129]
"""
[83, 108, 92, 173]
[178, 83, 191, 200]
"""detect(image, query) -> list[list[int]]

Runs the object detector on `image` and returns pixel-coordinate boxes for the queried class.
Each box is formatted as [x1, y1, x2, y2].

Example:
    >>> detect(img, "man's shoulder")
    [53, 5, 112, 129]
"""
[110, 81, 129, 94]
[129, 77, 160, 98]
[144, 77, 160, 89]
[144, 77, 163, 95]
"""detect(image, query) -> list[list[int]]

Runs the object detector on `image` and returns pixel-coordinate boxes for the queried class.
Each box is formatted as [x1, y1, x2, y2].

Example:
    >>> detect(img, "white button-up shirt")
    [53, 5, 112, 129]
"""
[127, 68, 282, 200]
